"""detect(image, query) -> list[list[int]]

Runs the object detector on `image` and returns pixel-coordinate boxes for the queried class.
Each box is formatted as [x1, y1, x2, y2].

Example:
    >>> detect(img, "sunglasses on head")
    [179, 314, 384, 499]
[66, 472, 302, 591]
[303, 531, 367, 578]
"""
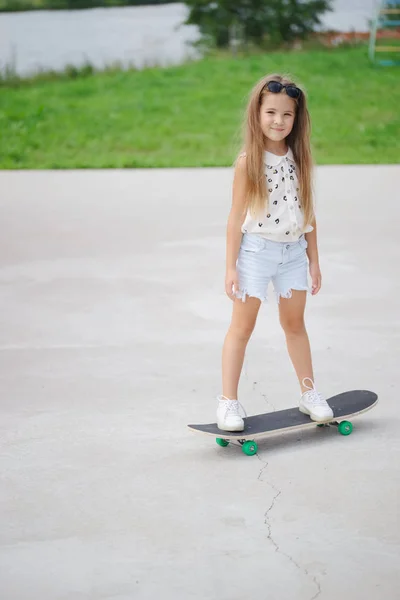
[264, 81, 301, 99]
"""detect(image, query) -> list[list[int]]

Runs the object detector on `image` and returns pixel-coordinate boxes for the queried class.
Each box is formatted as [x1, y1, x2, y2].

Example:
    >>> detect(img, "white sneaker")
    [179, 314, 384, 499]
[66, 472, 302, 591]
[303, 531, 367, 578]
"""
[216, 395, 246, 431]
[299, 378, 333, 422]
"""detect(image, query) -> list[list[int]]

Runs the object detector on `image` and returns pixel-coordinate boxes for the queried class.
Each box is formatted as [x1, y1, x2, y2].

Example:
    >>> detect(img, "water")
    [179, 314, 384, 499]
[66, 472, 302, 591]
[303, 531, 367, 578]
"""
[0, 0, 377, 77]
[0, 3, 200, 75]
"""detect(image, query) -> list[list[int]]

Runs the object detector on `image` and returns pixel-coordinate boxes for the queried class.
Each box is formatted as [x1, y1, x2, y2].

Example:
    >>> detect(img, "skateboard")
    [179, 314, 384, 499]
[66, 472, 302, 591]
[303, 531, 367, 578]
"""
[188, 390, 378, 456]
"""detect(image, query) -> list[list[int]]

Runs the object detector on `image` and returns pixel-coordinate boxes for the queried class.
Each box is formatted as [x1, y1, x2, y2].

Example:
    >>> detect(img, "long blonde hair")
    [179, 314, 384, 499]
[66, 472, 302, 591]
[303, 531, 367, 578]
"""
[239, 73, 314, 228]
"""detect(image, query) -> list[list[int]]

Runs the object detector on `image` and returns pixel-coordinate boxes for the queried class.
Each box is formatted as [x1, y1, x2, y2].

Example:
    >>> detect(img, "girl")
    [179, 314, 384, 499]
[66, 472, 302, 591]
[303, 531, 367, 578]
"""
[217, 73, 333, 432]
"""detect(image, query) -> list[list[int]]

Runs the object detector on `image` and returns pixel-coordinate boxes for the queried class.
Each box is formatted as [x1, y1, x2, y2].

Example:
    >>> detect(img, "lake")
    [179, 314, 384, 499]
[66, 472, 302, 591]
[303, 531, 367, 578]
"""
[0, 0, 377, 76]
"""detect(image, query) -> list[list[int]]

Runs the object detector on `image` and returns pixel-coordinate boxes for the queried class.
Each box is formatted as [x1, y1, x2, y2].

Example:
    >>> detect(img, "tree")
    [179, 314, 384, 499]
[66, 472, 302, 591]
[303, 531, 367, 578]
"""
[184, 0, 333, 49]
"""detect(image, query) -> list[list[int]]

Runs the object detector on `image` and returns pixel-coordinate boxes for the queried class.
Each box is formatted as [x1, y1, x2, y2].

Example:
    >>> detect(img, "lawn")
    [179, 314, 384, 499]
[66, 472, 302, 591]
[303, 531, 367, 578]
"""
[1, 45, 399, 168]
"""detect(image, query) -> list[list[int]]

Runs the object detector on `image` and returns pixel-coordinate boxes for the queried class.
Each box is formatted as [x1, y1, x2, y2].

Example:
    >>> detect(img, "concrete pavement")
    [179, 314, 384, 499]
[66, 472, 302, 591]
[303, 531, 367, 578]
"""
[0, 166, 399, 599]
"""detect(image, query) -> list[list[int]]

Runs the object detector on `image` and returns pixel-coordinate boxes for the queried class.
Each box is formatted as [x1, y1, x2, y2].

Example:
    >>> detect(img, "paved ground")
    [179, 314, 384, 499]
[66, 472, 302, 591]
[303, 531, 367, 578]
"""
[1, 166, 399, 600]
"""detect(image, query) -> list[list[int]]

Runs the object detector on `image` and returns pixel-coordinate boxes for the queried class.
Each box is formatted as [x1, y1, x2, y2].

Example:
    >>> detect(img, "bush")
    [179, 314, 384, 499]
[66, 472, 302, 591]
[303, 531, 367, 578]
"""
[184, 0, 333, 49]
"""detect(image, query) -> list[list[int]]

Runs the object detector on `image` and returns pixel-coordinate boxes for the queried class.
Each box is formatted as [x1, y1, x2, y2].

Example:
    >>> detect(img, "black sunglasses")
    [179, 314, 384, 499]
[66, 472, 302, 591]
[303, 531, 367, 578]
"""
[264, 81, 302, 99]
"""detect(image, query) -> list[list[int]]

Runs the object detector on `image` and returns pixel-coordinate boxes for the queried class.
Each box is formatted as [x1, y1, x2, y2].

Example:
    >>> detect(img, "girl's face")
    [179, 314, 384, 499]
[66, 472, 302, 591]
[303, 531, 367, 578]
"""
[259, 92, 296, 143]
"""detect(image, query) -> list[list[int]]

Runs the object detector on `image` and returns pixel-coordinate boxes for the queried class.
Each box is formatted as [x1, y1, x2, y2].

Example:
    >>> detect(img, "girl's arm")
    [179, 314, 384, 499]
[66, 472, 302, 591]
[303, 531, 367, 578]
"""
[305, 218, 322, 295]
[225, 156, 248, 299]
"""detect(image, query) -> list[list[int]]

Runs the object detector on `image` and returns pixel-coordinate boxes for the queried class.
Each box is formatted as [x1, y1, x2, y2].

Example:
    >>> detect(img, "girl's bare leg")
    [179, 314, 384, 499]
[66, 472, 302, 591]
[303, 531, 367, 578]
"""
[278, 290, 313, 394]
[222, 296, 261, 399]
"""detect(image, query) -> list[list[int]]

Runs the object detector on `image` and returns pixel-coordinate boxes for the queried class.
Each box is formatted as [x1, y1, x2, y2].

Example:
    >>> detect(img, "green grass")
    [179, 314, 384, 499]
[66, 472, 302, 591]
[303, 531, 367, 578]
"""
[0, 0, 169, 12]
[1, 45, 399, 168]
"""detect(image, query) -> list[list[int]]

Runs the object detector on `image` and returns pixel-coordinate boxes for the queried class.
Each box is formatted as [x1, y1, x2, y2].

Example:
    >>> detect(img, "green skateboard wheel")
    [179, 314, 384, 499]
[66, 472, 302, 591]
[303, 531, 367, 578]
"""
[338, 421, 353, 436]
[242, 440, 258, 456]
[216, 438, 229, 447]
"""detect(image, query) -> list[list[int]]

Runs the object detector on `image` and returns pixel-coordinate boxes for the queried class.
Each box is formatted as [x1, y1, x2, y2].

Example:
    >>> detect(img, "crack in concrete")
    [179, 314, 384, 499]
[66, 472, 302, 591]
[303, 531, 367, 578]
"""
[244, 356, 321, 598]
[256, 455, 322, 600]
[242, 357, 276, 412]
[260, 389, 276, 412]
[251, 379, 277, 412]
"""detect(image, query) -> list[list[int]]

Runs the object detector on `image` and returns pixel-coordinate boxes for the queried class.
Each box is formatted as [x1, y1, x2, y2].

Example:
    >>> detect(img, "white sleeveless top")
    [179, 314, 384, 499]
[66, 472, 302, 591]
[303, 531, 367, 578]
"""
[241, 147, 313, 242]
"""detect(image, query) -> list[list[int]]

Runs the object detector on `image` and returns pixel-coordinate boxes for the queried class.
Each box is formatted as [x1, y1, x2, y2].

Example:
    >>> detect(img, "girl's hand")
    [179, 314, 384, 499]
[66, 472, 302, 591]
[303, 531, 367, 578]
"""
[309, 262, 322, 295]
[225, 268, 239, 301]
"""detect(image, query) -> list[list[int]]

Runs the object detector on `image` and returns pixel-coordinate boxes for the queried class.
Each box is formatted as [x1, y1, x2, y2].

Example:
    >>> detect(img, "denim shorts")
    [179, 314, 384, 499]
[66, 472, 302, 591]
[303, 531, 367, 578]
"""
[235, 233, 310, 304]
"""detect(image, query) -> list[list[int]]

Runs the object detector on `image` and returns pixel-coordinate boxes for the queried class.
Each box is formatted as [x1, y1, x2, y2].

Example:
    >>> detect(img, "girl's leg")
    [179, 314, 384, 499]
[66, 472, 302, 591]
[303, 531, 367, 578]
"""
[222, 296, 261, 399]
[278, 290, 313, 394]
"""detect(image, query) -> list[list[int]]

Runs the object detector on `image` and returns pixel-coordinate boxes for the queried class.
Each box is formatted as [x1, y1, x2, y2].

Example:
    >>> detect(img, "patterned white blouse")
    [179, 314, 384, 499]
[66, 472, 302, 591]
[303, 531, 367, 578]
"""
[241, 147, 313, 242]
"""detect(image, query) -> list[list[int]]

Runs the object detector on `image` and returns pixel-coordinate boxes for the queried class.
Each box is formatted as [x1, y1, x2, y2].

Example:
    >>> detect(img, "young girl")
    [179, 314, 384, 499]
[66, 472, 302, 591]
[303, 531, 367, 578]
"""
[217, 73, 333, 432]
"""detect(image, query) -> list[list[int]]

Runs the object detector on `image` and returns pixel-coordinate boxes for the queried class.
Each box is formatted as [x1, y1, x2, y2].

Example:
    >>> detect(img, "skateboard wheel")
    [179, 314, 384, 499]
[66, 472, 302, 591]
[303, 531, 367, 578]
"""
[338, 421, 353, 436]
[242, 441, 258, 456]
[317, 424, 325, 428]
[216, 438, 229, 447]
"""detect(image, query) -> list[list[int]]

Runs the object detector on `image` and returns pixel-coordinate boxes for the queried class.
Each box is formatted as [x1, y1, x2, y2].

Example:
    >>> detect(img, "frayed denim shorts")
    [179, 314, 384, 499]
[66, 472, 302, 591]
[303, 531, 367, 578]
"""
[235, 233, 310, 304]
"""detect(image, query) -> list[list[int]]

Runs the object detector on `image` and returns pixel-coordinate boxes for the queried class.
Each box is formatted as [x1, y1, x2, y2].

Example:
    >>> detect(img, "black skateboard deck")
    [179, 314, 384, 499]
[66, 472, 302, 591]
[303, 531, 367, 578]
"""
[188, 390, 378, 455]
